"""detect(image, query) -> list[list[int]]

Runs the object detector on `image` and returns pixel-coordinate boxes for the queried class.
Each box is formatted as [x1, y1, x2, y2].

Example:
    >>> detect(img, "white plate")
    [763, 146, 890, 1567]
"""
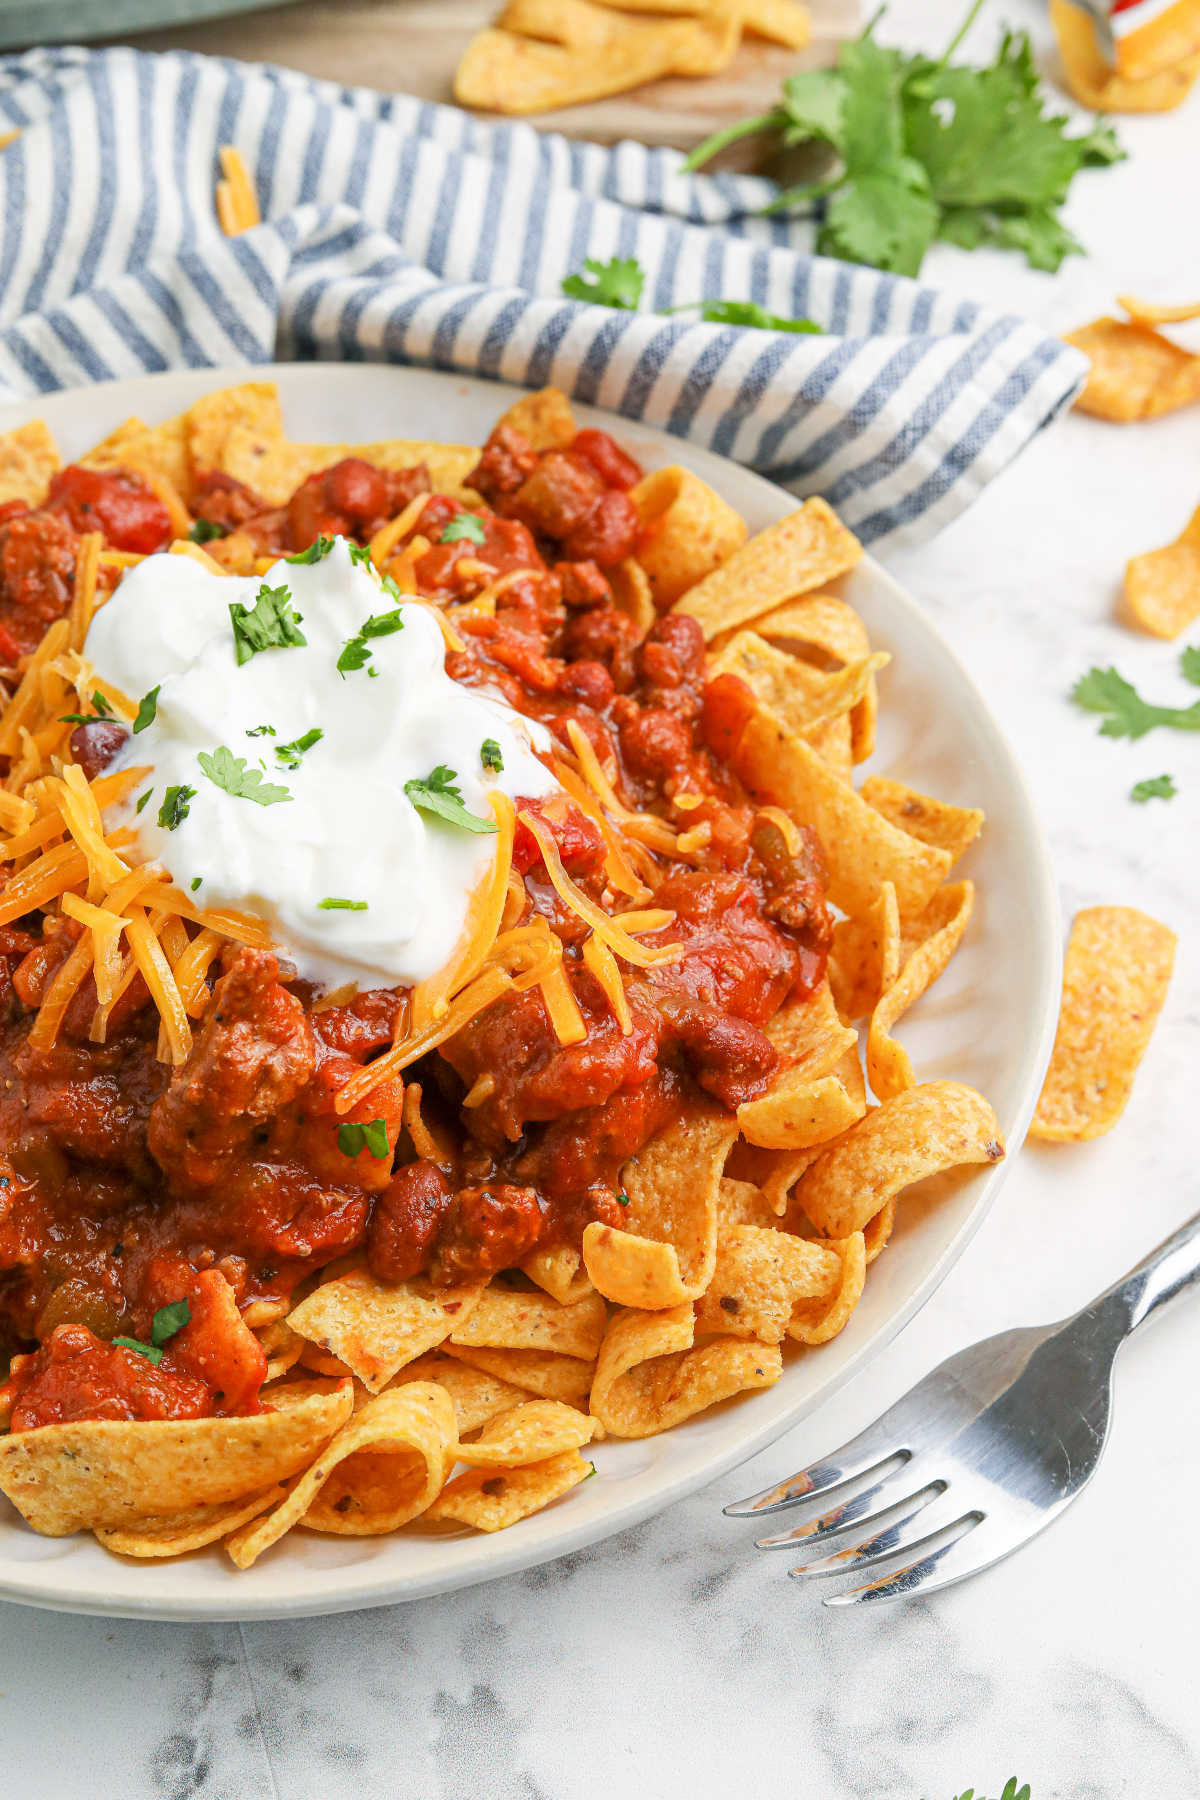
[0, 364, 1061, 1620]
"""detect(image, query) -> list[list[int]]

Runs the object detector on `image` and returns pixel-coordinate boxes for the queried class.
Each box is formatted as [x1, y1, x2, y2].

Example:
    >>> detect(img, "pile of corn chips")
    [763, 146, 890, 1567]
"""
[454, 0, 811, 115]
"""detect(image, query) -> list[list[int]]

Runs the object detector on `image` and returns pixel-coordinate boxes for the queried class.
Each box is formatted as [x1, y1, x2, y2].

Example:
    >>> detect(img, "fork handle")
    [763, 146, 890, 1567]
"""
[1093, 1208, 1200, 1339]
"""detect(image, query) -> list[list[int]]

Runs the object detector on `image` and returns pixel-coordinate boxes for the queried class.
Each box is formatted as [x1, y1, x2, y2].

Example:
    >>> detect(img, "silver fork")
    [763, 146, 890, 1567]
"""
[727, 1208, 1200, 1607]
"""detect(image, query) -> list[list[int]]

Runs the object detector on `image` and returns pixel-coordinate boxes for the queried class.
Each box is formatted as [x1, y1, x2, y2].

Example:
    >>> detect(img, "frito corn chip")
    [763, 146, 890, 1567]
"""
[766, 979, 859, 1077]
[287, 1270, 484, 1394]
[186, 380, 283, 475]
[587, 0, 811, 47]
[522, 1243, 594, 1306]
[715, 1176, 782, 1232]
[828, 880, 901, 1021]
[450, 1285, 608, 1359]
[0, 419, 59, 507]
[674, 502, 863, 641]
[730, 697, 952, 917]
[631, 466, 748, 607]
[1065, 318, 1200, 420]
[1124, 503, 1200, 638]
[590, 1303, 781, 1438]
[609, 556, 657, 634]
[258, 1317, 305, 1383]
[788, 1232, 867, 1345]
[424, 1450, 593, 1531]
[95, 1488, 281, 1559]
[1119, 294, 1200, 327]
[1031, 906, 1176, 1142]
[226, 1382, 457, 1564]
[1051, 0, 1200, 108]
[82, 413, 192, 505]
[714, 592, 877, 758]
[867, 881, 975, 1102]
[695, 1226, 843, 1342]
[444, 1344, 595, 1406]
[392, 1352, 531, 1435]
[218, 423, 478, 508]
[456, 1400, 602, 1466]
[0, 1379, 352, 1537]
[712, 632, 889, 743]
[737, 1069, 865, 1150]
[582, 1109, 736, 1307]
[494, 385, 577, 451]
[860, 776, 984, 866]
[796, 1082, 1005, 1239]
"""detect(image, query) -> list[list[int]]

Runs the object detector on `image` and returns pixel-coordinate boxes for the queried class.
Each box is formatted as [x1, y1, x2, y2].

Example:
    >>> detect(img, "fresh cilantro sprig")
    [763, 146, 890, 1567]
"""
[337, 1118, 391, 1159]
[688, 300, 821, 333]
[274, 727, 323, 770]
[338, 604, 405, 676]
[680, 4, 1122, 276]
[60, 689, 116, 727]
[562, 256, 645, 309]
[942, 1783, 1031, 1800]
[229, 582, 307, 666]
[1131, 774, 1177, 803]
[286, 535, 336, 565]
[1071, 666, 1200, 740]
[198, 746, 292, 806]
[441, 513, 486, 546]
[158, 785, 195, 831]
[1181, 645, 1200, 686]
[405, 765, 497, 835]
[112, 1298, 192, 1366]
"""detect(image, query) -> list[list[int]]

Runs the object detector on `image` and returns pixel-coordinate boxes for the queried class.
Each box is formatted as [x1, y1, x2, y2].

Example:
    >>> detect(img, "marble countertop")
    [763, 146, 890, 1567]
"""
[3, 5, 1199, 1796]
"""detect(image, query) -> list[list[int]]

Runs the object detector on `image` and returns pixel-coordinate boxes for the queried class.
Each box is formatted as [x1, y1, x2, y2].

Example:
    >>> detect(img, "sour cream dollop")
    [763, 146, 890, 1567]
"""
[86, 538, 560, 991]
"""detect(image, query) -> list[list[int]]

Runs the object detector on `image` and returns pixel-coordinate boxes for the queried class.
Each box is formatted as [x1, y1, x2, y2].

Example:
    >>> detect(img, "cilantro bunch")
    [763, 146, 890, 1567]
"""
[683, 3, 1122, 277]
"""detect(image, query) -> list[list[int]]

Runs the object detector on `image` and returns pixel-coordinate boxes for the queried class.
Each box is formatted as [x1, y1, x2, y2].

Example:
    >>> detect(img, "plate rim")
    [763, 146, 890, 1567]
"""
[0, 362, 1062, 1620]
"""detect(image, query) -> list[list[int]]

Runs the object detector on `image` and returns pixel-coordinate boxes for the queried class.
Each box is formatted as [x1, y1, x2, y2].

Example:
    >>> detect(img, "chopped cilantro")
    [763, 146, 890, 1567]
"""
[274, 727, 323, 770]
[190, 875, 203, 891]
[480, 738, 503, 773]
[1071, 666, 1200, 740]
[337, 635, 373, 676]
[229, 582, 307, 666]
[337, 1118, 391, 1160]
[1131, 774, 1177, 804]
[562, 255, 645, 309]
[59, 689, 116, 726]
[440, 512, 486, 546]
[158, 784, 195, 831]
[347, 541, 374, 568]
[246, 724, 276, 738]
[112, 1298, 192, 1366]
[615, 1191, 630, 1206]
[135, 788, 153, 815]
[380, 572, 405, 604]
[132, 684, 160, 734]
[318, 897, 368, 911]
[360, 609, 405, 640]
[286, 535, 336, 565]
[189, 517, 227, 543]
[1181, 644, 1200, 687]
[198, 746, 291, 806]
[404, 765, 498, 835]
[682, 6, 1123, 276]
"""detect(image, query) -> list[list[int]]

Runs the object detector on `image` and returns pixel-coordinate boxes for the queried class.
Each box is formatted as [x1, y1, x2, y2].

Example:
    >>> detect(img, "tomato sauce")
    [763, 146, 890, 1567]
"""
[0, 424, 832, 1431]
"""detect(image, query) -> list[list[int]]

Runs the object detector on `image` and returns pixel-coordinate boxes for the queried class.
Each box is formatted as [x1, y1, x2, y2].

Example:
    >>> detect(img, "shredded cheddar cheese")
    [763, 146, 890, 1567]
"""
[216, 145, 261, 236]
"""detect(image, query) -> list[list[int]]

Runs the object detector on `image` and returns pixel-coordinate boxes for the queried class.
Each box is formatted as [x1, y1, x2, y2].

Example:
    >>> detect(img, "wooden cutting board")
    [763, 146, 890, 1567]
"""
[111, 0, 858, 156]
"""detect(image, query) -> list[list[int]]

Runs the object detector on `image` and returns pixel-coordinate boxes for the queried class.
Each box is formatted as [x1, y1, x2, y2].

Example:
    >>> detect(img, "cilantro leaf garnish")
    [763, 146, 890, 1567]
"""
[198, 746, 292, 806]
[274, 727, 323, 770]
[337, 1118, 391, 1160]
[404, 764, 497, 835]
[441, 513, 486, 546]
[562, 255, 645, 310]
[1131, 774, 1177, 804]
[135, 788, 153, 814]
[480, 738, 503, 773]
[318, 896, 368, 911]
[229, 583, 307, 666]
[246, 724, 276, 737]
[347, 541, 374, 568]
[286, 535, 336, 565]
[682, 6, 1123, 276]
[190, 876, 203, 891]
[615, 1191, 630, 1206]
[132, 685, 160, 734]
[699, 300, 821, 333]
[361, 609, 405, 640]
[1071, 666, 1200, 740]
[337, 635, 373, 676]
[59, 688, 116, 726]
[189, 517, 227, 543]
[158, 785, 195, 831]
[112, 1298, 192, 1366]
[1181, 645, 1200, 687]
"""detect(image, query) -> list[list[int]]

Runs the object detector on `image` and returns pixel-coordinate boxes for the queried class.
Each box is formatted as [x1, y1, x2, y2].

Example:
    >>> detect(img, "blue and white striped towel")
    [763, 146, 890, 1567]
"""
[0, 45, 1087, 546]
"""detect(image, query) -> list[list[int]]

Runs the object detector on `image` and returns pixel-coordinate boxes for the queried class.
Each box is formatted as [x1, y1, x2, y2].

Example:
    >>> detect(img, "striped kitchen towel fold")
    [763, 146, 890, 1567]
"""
[0, 44, 1087, 546]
